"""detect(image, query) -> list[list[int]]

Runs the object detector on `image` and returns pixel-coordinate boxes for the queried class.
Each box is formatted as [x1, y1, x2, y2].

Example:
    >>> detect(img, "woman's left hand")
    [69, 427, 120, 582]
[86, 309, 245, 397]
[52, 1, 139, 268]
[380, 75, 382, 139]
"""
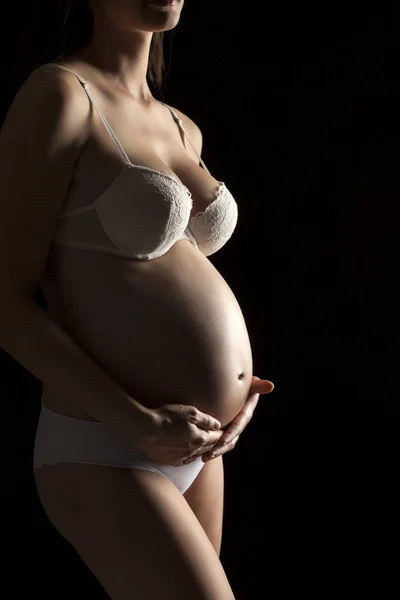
[201, 376, 275, 463]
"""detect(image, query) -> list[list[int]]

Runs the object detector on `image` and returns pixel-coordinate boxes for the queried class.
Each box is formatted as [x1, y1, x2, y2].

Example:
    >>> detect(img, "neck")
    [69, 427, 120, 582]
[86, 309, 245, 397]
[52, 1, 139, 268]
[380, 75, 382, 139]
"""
[78, 19, 154, 102]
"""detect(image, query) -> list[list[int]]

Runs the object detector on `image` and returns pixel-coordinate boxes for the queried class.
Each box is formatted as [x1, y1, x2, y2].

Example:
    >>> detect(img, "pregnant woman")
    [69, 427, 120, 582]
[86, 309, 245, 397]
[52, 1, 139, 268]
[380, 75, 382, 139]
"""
[0, 1, 274, 598]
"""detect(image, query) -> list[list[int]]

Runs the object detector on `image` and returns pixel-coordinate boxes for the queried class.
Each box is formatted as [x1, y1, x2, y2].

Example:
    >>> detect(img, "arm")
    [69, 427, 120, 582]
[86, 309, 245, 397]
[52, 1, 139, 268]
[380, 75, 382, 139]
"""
[0, 68, 153, 446]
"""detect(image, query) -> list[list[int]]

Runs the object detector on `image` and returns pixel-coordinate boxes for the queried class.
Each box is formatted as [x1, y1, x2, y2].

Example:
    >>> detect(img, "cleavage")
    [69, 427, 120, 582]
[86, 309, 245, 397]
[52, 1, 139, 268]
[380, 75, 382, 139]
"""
[95, 112, 222, 214]
[168, 156, 222, 215]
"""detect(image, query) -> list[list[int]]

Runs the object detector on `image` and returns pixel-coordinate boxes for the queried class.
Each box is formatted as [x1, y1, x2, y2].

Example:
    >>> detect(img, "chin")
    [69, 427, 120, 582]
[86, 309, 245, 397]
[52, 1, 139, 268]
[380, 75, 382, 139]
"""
[141, 0, 182, 31]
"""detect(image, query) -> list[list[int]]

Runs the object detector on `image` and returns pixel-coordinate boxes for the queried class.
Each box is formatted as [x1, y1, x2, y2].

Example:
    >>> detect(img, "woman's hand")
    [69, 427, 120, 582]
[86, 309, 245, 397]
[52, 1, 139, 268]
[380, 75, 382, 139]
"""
[134, 402, 224, 467]
[201, 376, 275, 463]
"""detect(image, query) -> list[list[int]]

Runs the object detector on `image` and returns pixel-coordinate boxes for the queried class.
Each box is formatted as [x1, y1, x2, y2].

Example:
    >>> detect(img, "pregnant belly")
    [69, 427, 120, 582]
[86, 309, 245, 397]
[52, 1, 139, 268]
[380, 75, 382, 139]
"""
[43, 240, 254, 428]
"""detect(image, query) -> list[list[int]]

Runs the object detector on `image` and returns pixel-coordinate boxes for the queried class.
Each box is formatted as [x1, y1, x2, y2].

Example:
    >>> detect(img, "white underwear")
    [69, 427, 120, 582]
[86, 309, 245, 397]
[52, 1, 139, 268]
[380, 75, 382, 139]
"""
[33, 398, 204, 494]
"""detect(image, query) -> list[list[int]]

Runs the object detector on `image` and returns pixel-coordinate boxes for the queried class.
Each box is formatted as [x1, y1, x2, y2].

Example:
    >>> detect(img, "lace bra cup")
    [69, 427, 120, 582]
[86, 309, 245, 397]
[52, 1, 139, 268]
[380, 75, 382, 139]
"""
[43, 63, 238, 260]
[95, 164, 194, 260]
[93, 167, 238, 259]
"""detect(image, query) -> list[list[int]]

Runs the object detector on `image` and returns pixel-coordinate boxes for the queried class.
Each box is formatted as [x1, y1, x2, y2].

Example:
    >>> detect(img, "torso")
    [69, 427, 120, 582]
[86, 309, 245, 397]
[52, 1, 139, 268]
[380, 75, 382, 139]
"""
[39, 55, 253, 429]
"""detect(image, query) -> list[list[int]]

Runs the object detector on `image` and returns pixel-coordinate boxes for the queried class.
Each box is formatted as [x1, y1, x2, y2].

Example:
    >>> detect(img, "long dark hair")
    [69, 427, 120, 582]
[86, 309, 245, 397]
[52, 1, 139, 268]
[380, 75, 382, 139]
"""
[7, 0, 167, 112]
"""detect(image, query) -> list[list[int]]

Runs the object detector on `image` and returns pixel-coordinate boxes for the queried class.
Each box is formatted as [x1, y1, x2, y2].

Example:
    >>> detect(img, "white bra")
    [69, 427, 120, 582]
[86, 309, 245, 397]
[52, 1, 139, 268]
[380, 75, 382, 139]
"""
[40, 63, 239, 260]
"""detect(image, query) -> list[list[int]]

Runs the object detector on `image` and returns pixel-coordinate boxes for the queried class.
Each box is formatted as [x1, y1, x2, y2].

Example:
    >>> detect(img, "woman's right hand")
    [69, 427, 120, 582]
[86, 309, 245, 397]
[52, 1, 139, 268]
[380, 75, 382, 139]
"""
[135, 402, 224, 466]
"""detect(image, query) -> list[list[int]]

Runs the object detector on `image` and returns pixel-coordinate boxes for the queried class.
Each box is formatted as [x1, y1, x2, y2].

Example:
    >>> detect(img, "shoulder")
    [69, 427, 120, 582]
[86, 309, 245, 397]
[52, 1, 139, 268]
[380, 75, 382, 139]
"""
[26, 64, 92, 118]
[168, 105, 203, 157]
[1, 65, 91, 151]
[25, 64, 83, 101]
[12, 65, 91, 129]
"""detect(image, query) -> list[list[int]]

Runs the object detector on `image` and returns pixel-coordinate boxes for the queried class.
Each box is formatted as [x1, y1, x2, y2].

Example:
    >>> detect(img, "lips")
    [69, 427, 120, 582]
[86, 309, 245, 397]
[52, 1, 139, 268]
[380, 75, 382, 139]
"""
[145, 0, 176, 5]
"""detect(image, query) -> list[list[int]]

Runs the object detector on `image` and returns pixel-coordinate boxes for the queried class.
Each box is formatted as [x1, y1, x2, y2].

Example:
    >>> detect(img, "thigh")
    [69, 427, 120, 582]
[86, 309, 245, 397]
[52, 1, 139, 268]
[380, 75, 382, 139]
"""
[184, 456, 224, 557]
[34, 463, 235, 600]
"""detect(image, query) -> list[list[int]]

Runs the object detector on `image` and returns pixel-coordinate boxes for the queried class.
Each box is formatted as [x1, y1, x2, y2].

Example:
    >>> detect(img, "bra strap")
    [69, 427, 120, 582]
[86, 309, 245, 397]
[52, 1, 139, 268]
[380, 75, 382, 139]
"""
[39, 65, 209, 173]
[39, 63, 132, 166]
[159, 102, 210, 174]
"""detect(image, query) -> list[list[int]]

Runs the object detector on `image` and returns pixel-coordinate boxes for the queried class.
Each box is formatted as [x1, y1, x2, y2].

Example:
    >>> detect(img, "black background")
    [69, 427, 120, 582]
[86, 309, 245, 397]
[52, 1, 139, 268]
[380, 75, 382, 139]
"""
[0, 1, 397, 598]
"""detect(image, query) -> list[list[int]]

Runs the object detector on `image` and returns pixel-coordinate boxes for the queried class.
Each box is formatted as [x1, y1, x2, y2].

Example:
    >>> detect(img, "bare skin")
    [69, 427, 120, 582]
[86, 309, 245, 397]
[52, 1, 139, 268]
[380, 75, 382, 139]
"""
[35, 459, 233, 600]
[33, 1, 254, 598]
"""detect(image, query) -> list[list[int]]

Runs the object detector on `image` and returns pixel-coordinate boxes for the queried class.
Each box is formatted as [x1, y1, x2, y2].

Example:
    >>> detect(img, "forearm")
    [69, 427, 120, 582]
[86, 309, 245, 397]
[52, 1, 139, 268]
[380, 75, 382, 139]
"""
[0, 295, 152, 446]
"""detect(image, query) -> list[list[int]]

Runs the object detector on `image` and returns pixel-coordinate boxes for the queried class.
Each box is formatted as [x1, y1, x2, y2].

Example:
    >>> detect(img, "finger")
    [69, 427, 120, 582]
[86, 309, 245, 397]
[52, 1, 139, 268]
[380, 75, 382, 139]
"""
[202, 435, 239, 462]
[199, 429, 224, 446]
[221, 405, 255, 443]
[220, 422, 244, 444]
[241, 397, 259, 418]
[195, 411, 222, 431]
[201, 443, 220, 453]
[190, 442, 220, 458]
[250, 379, 274, 394]
[244, 393, 260, 412]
